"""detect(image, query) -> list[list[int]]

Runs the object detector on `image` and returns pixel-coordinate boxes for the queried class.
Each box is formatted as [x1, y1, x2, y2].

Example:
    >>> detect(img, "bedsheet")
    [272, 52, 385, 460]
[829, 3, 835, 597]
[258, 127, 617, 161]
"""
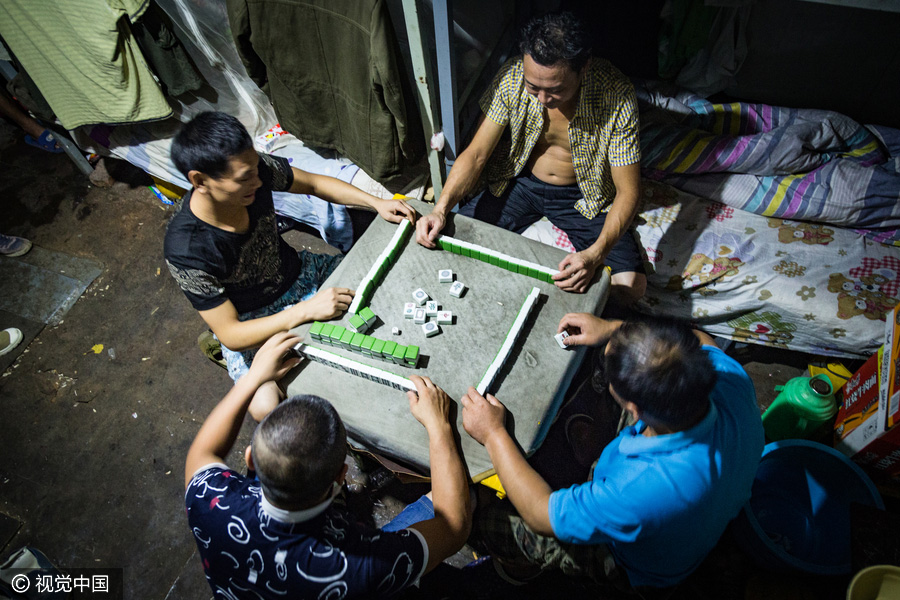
[635, 80, 900, 245]
[635, 180, 898, 358]
[523, 179, 897, 358]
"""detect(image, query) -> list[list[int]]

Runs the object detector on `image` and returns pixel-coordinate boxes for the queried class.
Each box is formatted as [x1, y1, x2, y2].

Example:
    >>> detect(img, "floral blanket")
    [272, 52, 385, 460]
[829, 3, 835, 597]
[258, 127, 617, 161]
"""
[523, 179, 895, 358]
[634, 180, 897, 358]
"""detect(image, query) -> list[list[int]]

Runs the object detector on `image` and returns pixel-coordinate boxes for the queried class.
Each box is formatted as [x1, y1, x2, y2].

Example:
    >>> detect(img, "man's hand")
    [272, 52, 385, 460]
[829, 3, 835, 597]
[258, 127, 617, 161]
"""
[374, 198, 417, 224]
[244, 331, 303, 387]
[295, 287, 354, 322]
[461, 387, 507, 446]
[415, 211, 447, 249]
[557, 313, 622, 347]
[554, 251, 599, 293]
[407, 375, 453, 432]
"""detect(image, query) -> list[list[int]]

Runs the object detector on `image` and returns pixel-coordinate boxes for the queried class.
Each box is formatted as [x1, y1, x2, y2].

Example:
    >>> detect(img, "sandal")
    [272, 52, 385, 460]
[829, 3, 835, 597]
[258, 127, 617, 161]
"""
[24, 129, 64, 153]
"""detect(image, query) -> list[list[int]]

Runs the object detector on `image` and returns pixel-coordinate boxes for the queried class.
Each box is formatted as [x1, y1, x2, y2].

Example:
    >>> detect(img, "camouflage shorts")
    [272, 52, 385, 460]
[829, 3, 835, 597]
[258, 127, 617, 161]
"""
[471, 498, 625, 587]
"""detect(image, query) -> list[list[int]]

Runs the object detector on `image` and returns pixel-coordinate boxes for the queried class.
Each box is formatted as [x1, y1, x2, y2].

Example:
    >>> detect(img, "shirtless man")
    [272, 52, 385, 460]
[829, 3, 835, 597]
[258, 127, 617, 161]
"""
[415, 12, 645, 302]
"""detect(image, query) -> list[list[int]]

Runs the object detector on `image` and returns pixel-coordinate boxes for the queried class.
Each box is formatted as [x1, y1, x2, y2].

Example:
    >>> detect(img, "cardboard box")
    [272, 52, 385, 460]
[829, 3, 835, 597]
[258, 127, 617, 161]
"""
[255, 123, 288, 152]
[835, 350, 881, 456]
[834, 318, 900, 482]
[881, 304, 900, 430]
[851, 424, 900, 483]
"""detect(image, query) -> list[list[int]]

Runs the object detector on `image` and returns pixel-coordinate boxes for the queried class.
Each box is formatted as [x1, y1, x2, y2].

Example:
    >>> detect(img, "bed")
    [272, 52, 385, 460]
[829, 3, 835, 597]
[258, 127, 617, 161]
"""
[525, 82, 900, 359]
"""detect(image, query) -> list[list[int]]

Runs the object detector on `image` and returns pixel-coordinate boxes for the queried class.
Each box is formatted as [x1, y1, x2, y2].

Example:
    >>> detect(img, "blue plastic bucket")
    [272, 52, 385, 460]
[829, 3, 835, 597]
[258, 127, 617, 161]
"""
[733, 440, 884, 575]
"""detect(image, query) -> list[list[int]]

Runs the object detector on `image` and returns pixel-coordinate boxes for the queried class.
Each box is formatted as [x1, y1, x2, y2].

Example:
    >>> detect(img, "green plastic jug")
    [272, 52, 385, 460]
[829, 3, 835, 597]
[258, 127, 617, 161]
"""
[761, 374, 838, 441]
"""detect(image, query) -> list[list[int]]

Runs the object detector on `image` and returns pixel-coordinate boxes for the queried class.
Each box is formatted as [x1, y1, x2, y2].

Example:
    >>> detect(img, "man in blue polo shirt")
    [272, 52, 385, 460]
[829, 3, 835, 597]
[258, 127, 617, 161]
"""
[461, 315, 764, 593]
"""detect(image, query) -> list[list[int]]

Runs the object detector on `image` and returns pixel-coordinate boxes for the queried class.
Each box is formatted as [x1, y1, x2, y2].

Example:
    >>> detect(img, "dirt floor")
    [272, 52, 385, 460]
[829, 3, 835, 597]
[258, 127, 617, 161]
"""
[0, 132, 893, 599]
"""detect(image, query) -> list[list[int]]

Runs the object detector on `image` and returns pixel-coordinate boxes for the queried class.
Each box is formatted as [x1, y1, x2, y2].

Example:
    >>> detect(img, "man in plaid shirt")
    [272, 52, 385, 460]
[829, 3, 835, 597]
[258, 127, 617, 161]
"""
[416, 12, 644, 303]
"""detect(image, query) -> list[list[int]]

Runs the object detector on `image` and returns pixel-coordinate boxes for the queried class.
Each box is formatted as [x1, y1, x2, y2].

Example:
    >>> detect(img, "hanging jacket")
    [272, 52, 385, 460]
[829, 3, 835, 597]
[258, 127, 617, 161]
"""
[227, 0, 424, 187]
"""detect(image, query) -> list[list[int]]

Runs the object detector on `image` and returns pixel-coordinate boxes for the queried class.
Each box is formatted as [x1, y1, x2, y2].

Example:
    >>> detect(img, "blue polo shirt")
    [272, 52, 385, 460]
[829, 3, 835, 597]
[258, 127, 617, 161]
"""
[548, 346, 764, 588]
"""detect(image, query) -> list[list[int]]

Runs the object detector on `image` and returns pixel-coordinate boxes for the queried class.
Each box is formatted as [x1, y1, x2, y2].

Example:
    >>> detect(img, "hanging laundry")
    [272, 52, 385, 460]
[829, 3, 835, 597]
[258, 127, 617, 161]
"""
[227, 0, 425, 188]
[130, 2, 204, 97]
[0, 0, 173, 129]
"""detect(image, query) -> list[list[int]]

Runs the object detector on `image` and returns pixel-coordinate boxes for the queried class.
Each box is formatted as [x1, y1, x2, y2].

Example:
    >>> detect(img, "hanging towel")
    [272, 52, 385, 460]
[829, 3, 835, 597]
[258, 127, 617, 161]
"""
[0, 0, 173, 129]
[227, 0, 425, 187]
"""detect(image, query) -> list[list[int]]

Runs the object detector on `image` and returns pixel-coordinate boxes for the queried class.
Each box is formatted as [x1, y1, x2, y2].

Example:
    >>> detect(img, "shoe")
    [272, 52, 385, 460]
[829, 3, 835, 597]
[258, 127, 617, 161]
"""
[23, 129, 64, 153]
[0, 234, 32, 257]
[0, 328, 23, 357]
[198, 330, 226, 370]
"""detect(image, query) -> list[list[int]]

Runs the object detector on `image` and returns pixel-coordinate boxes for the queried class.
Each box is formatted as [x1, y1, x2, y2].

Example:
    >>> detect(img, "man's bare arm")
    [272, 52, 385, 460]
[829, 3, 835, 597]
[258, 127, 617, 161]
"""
[185, 332, 301, 488]
[406, 376, 472, 572]
[416, 116, 506, 247]
[461, 388, 554, 535]
[554, 162, 641, 293]
[289, 168, 416, 224]
[199, 290, 353, 351]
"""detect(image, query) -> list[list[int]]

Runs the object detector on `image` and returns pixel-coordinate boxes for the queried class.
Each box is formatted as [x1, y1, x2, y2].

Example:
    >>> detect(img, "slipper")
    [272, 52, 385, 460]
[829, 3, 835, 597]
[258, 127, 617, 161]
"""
[565, 413, 601, 467]
[0, 328, 23, 357]
[24, 129, 64, 153]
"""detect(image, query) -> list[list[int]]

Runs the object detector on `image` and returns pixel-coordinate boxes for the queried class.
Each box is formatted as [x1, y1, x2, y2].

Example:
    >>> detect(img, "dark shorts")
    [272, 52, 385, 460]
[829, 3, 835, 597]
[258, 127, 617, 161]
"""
[459, 174, 645, 275]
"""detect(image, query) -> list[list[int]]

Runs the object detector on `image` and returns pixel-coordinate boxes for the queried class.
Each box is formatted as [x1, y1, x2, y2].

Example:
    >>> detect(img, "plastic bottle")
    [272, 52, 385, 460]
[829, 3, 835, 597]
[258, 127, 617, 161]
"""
[761, 374, 838, 441]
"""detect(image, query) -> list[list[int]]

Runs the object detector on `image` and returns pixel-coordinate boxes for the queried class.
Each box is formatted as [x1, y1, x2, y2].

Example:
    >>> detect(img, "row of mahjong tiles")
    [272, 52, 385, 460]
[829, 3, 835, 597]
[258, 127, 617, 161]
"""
[348, 218, 560, 315]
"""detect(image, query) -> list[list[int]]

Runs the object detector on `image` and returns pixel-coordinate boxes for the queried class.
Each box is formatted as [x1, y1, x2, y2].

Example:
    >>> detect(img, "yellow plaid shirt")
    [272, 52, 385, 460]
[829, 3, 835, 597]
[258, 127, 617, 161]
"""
[480, 57, 641, 219]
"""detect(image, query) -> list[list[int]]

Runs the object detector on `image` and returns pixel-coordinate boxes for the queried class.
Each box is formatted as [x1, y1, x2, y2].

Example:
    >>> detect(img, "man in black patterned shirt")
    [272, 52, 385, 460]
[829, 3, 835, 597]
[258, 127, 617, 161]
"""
[165, 112, 415, 419]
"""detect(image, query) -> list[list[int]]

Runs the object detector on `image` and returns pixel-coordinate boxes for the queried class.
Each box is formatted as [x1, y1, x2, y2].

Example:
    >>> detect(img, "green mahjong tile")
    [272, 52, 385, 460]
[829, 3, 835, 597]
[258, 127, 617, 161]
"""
[436, 237, 448, 250]
[371, 338, 385, 358]
[330, 326, 347, 345]
[392, 344, 407, 364]
[538, 270, 552, 283]
[359, 306, 377, 325]
[350, 333, 365, 351]
[489, 254, 500, 267]
[498, 258, 509, 271]
[309, 321, 324, 339]
[348, 314, 366, 332]
[527, 267, 539, 279]
[382, 340, 397, 361]
[318, 323, 334, 343]
[404, 345, 419, 366]
[340, 329, 355, 348]
[515, 262, 528, 275]
[361, 336, 375, 355]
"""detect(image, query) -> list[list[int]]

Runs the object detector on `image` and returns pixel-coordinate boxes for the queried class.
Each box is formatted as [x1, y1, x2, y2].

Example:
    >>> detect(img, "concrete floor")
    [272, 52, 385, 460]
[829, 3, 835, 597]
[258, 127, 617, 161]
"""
[0, 133, 882, 600]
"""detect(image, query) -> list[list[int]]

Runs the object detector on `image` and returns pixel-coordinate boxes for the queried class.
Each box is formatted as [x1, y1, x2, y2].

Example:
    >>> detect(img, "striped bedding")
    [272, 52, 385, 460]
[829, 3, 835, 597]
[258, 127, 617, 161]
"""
[634, 80, 900, 245]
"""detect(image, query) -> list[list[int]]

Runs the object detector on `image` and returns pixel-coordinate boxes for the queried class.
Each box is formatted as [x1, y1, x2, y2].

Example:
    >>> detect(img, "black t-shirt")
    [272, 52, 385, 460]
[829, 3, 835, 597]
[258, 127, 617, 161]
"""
[164, 153, 302, 314]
